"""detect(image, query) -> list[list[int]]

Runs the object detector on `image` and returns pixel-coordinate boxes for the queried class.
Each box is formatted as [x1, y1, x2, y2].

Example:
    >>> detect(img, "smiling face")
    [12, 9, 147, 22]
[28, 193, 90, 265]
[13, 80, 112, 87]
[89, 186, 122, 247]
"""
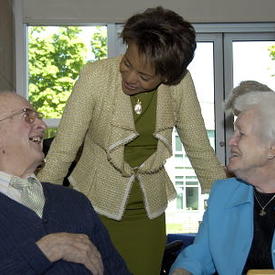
[0, 94, 47, 177]
[119, 42, 163, 95]
[227, 109, 271, 180]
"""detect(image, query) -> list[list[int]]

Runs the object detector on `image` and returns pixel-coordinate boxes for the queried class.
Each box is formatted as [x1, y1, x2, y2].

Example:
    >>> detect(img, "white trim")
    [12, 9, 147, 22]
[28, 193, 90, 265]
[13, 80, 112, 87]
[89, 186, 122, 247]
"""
[89, 174, 135, 221]
[155, 133, 173, 155]
[68, 175, 79, 190]
[138, 174, 167, 220]
[108, 133, 138, 152]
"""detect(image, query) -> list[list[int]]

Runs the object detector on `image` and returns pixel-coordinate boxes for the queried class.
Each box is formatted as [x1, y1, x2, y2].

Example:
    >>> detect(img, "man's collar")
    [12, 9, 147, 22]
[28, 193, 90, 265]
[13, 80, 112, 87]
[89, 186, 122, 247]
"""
[0, 171, 13, 186]
[0, 171, 37, 184]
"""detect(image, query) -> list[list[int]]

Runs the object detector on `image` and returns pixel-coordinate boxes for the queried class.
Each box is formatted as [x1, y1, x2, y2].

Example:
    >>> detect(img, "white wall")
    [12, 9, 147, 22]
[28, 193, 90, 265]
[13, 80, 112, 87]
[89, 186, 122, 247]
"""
[22, 0, 275, 24]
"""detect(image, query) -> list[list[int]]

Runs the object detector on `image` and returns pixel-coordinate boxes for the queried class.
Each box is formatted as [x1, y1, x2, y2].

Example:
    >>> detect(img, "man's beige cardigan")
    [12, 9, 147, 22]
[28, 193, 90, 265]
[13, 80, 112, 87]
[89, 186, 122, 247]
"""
[38, 56, 226, 220]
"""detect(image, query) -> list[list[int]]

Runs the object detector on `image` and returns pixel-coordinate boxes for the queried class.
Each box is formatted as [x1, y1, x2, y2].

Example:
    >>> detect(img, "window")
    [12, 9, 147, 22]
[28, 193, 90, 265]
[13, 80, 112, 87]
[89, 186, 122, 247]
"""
[27, 25, 107, 137]
[175, 154, 184, 159]
[233, 40, 275, 88]
[15, 19, 275, 234]
[175, 176, 184, 210]
[175, 136, 183, 152]
[176, 190, 184, 209]
[165, 25, 275, 234]
[223, 32, 275, 157]
[175, 176, 199, 211]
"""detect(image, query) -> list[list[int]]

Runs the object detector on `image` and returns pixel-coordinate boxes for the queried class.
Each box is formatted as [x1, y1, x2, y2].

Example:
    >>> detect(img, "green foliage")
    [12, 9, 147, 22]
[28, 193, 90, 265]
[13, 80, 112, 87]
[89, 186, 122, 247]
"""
[166, 223, 185, 234]
[90, 27, 107, 61]
[28, 26, 108, 118]
[44, 127, 58, 139]
[268, 45, 275, 77]
[269, 45, 275, 60]
[28, 26, 86, 118]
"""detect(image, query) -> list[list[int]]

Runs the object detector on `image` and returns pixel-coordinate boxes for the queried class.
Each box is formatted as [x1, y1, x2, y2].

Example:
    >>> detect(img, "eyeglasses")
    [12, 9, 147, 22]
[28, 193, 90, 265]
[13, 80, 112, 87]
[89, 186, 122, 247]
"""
[0, 108, 44, 124]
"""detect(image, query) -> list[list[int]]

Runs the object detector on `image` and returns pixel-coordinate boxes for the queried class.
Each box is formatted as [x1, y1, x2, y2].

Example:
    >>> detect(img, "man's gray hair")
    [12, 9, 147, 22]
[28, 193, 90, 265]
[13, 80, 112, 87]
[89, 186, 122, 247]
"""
[234, 91, 275, 142]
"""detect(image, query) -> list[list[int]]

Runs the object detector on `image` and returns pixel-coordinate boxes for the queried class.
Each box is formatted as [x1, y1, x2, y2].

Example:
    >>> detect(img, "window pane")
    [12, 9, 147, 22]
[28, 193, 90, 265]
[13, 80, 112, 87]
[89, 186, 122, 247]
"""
[176, 188, 184, 209]
[189, 42, 215, 133]
[27, 26, 107, 119]
[186, 187, 199, 210]
[175, 154, 183, 159]
[233, 41, 275, 90]
[175, 136, 183, 151]
[166, 42, 214, 233]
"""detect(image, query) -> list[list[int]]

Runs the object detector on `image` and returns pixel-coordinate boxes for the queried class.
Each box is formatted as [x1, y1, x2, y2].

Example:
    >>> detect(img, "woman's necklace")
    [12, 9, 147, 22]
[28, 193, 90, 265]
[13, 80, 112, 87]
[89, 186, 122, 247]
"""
[254, 190, 275, 216]
[134, 98, 142, 115]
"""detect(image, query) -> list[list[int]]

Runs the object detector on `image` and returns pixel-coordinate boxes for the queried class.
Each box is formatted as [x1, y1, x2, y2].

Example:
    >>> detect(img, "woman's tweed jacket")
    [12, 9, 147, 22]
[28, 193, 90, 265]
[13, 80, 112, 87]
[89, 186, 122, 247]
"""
[38, 56, 226, 221]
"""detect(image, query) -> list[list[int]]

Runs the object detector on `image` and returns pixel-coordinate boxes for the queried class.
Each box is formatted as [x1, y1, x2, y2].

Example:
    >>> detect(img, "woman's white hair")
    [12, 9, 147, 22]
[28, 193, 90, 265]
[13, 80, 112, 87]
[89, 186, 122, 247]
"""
[234, 91, 275, 142]
[225, 80, 273, 116]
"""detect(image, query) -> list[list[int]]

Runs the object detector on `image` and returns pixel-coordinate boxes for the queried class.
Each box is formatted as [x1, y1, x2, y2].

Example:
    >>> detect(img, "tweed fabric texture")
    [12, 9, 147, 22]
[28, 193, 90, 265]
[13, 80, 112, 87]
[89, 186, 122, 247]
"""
[38, 56, 226, 220]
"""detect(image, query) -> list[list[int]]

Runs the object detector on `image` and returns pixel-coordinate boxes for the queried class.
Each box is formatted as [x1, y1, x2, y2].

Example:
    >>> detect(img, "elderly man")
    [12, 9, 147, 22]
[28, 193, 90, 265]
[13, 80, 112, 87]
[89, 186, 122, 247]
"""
[170, 88, 275, 274]
[0, 92, 130, 274]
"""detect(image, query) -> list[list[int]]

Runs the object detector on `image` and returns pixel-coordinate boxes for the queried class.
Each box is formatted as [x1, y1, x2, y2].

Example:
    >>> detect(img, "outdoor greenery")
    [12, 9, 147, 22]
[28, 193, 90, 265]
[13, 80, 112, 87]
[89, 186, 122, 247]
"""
[28, 26, 274, 120]
[28, 26, 107, 118]
[269, 45, 275, 77]
[90, 27, 107, 61]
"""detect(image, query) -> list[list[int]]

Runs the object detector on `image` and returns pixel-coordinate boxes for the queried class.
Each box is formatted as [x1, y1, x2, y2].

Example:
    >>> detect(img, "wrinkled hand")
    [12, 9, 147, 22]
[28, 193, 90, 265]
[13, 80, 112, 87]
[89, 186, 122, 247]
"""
[36, 232, 103, 275]
[172, 268, 192, 275]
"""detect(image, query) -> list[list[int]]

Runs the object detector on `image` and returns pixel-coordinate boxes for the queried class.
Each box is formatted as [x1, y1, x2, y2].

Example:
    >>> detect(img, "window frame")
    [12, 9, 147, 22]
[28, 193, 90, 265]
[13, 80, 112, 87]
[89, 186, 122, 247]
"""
[14, 0, 275, 164]
[223, 32, 275, 162]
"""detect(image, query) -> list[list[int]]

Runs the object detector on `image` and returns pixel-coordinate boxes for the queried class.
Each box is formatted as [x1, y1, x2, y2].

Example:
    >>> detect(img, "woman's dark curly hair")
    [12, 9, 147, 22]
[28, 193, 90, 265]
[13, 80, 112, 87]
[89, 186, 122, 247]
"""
[121, 6, 196, 85]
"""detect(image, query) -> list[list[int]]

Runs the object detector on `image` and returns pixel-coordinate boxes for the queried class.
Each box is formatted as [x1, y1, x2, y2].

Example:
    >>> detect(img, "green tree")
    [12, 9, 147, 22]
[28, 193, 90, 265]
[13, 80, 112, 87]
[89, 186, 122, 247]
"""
[90, 26, 107, 61]
[28, 26, 86, 118]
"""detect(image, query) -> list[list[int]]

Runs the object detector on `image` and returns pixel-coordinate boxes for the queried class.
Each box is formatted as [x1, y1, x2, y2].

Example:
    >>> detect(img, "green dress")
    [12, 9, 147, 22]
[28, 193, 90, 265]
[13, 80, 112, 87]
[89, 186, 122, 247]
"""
[99, 90, 166, 275]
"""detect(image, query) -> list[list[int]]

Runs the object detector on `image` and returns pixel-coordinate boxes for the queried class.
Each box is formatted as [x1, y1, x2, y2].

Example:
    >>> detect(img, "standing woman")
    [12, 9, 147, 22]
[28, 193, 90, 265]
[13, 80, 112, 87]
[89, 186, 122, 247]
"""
[38, 7, 226, 275]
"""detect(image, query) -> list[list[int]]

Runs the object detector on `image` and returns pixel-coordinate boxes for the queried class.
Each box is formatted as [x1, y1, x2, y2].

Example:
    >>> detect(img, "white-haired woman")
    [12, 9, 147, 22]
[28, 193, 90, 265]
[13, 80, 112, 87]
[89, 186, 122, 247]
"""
[170, 90, 275, 275]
